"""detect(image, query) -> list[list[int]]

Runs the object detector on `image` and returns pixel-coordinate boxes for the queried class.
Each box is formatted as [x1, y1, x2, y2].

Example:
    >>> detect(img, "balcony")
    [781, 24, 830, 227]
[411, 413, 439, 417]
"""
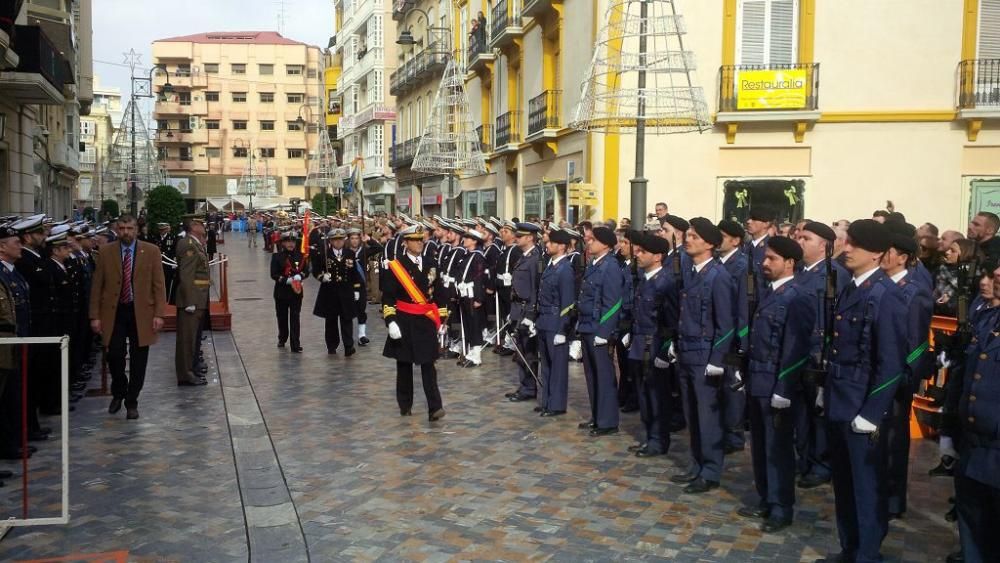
[339, 103, 396, 136]
[51, 141, 79, 173]
[958, 58, 1000, 141]
[388, 45, 449, 96]
[363, 154, 385, 177]
[476, 124, 493, 155]
[0, 25, 73, 105]
[155, 129, 209, 144]
[467, 32, 494, 73]
[716, 62, 821, 143]
[339, 47, 383, 91]
[495, 111, 521, 151]
[161, 159, 197, 172]
[527, 90, 561, 140]
[391, 0, 415, 21]
[490, 0, 525, 50]
[389, 137, 421, 169]
[522, 0, 555, 18]
[153, 101, 189, 117]
[154, 72, 207, 89]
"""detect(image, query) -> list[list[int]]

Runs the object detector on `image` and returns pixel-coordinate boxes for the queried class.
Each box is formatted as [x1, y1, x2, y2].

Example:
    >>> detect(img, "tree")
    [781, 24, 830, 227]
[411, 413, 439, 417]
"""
[311, 192, 338, 216]
[82, 206, 96, 221]
[100, 199, 120, 220]
[144, 185, 186, 232]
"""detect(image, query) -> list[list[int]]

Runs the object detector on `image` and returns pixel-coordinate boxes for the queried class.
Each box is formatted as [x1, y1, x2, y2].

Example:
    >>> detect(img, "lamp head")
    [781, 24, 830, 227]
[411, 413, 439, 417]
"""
[396, 30, 417, 45]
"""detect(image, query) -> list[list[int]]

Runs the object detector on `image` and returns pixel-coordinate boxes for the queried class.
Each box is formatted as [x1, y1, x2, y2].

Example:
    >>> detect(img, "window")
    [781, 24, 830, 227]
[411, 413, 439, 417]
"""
[287, 149, 305, 158]
[205, 120, 220, 130]
[307, 68, 318, 78]
[231, 63, 246, 74]
[286, 64, 303, 75]
[80, 121, 95, 137]
[157, 119, 169, 131]
[233, 120, 248, 130]
[204, 63, 219, 74]
[233, 147, 248, 158]
[260, 147, 276, 158]
[307, 123, 320, 133]
[287, 176, 306, 186]
[176, 64, 191, 77]
[259, 92, 274, 103]
[287, 121, 303, 131]
[232, 92, 247, 103]
[178, 92, 192, 105]
[260, 120, 275, 131]
[179, 147, 192, 161]
[157, 146, 169, 160]
[205, 91, 220, 102]
[206, 147, 222, 158]
[287, 93, 304, 104]
[258, 64, 274, 75]
[737, 0, 798, 65]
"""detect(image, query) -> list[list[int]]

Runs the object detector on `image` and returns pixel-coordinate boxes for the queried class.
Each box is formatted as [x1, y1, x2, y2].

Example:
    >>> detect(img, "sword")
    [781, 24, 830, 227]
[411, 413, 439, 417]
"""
[484, 319, 511, 346]
[494, 292, 501, 347]
[509, 333, 542, 390]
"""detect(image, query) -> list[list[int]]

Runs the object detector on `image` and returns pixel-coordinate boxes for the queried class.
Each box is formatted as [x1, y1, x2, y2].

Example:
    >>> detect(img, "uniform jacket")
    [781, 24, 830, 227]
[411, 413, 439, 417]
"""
[0, 264, 31, 337]
[895, 272, 934, 383]
[157, 232, 176, 259]
[456, 248, 487, 303]
[42, 258, 73, 321]
[536, 254, 576, 334]
[0, 271, 18, 371]
[956, 316, 1000, 489]
[510, 245, 540, 323]
[381, 252, 449, 365]
[497, 244, 523, 294]
[749, 236, 770, 298]
[720, 248, 751, 353]
[796, 259, 850, 362]
[311, 246, 361, 317]
[271, 249, 309, 301]
[627, 266, 676, 362]
[484, 243, 501, 291]
[677, 258, 735, 367]
[826, 269, 907, 423]
[174, 235, 211, 310]
[16, 248, 52, 334]
[747, 279, 817, 399]
[576, 253, 625, 339]
[89, 240, 167, 348]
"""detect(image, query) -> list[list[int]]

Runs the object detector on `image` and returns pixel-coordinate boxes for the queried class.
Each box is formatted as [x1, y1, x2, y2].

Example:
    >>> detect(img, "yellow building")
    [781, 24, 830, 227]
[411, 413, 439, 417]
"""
[151, 32, 323, 203]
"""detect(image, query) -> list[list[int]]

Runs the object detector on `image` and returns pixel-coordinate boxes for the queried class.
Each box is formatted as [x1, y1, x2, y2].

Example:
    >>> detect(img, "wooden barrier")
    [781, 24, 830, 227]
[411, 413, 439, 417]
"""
[911, 315, 959, 439]
[162, 253, 231, 332]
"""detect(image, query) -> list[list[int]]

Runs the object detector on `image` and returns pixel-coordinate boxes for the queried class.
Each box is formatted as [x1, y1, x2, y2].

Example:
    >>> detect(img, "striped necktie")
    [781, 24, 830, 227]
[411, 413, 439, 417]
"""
[120, 248, 133, 304]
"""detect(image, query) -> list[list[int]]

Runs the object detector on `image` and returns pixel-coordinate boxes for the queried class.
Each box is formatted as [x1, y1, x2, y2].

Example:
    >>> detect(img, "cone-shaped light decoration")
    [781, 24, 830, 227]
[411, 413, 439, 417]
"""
[412, 57, 488, 176]
[305, 127, 344, 193]
[103, 99, 168, 198]
[570, 0, 710, 134]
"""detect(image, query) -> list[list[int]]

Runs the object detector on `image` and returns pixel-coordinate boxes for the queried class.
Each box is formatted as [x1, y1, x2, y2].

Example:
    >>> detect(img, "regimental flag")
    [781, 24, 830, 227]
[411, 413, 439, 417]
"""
[301, 209, 311, 259]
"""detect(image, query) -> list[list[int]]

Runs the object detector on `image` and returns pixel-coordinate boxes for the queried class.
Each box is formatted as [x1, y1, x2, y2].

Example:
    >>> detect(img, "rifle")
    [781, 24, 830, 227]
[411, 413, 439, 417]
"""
[804, 240, 837, 389]
[726, 241, 755, 391]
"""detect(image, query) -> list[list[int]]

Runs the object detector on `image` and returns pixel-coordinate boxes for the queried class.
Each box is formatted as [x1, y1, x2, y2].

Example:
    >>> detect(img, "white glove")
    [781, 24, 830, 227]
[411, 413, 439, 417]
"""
[938, 350, 952, 369]
[667, 342, 677, 362]
[437, 323, 448, 337]
[654, 357, 670, 369]
[621, 333, 631, 348]
[706, 364, 725, 377]
[594, 335, 608, 346]
[520, 318, 534, 330]
[321, 273, 332, 282]
[388, 321, 402, 340]
[569, 339, 582, 359]
[816, 387, 825, 409]
[939, 436, 958, 459]
[734, 370, 743, 383]
[184, 305, 196, 313]
[770, 394, 791, 409]
[442, 275, 452, 288]
[500, 273, 512, 286]
[553, 333, 567, 346]
[851, 415, 877, 434]
[354, 292, 360, 301]
[292, 274, 302, 281]
[285, 277, 294, 285]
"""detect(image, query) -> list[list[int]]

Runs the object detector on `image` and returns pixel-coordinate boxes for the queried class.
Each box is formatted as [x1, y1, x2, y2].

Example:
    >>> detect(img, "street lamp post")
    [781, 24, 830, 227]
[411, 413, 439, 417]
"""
[233, 139, 256, 213]
[130, 63, 172, 216]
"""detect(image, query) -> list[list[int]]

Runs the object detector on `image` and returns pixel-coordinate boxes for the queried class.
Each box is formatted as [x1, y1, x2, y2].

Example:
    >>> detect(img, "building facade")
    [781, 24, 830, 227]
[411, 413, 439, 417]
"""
[0, 0, 92, 219]
[151, 32, 323, 205]
[321, 48, 344, 202]
[334, 0, 398, 213]
[79, 76, 122, 210]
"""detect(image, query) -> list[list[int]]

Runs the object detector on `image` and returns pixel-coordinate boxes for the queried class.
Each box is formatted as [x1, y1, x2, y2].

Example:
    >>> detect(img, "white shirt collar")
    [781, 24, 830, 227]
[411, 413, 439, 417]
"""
[1, 259, 14, 272]
[23, 247, 40, 258]
[644, 266, 663, 280]
[771, 275, 794, 291]
[752, 235, 768, 247]
[592, 251, 609, 265]
[550, 253, 567, 266]
[718, 248, 738, 264]
[890, 270, 908, 284]
[50, 257, 66, 271]
[803, 259, 823, 272]
[693, 257, 711, 273]
[407, 252, 421, 263]
[853, 266, 880, 287]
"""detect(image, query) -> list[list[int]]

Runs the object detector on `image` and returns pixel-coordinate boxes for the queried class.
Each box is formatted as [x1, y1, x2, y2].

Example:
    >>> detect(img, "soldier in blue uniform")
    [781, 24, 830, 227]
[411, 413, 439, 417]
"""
[717, 219, 750, 454]
[817, 219, 907, 563]
[613, 230, 639, 413]
[737, 236, 816, 533]
[746, 208, 775, 298]
[625, 233, 677, 457]
[880, 221, 934, 519]
[494, 221, 523, 357]
[670, 218, 734, 494]
[347, 227, 371, 346]
[576, 227, 625, 436]
[535, 229, 576, 417]
[507, 223, 542, 402]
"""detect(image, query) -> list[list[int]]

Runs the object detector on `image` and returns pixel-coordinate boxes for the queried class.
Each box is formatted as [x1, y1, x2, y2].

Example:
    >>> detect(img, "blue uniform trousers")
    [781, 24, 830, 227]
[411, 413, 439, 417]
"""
[748, 397, 797, 522]
[514, 329, 538, 397]
[828, 420, 890, 563]
[956, 472, 1000, 563]
[538, 329, 569, 412]
[678, 362, 725, 482]
[794, 377, 831, 479]
[886, 381, 913, 515]
[722, 366, 747, 450]
[581, 336, 619, 429]
[631, 359, 670, 454]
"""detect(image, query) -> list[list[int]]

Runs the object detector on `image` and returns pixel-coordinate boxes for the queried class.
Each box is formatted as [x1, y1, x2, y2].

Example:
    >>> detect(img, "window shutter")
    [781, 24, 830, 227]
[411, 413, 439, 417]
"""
[769, 0, 796, 64]
[980, 0, 1000, 59]
[738, 0, 798, 65]
[738, 0, 766, 65]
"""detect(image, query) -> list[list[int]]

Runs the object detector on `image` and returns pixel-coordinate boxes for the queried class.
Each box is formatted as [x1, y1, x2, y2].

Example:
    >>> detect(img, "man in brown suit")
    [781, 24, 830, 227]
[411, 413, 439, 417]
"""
[174, 216, 210, 386]
[89, 214, 166, 420]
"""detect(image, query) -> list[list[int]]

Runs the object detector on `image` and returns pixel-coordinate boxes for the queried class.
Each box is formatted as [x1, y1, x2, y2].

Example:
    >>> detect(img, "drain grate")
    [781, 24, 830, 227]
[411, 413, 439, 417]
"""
[234, 297, 265, 302]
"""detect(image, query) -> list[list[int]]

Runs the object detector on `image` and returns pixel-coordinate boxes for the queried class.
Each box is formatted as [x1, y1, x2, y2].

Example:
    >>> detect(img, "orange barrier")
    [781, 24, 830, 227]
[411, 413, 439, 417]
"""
[911, 315, 959, 439]
[162, 254, 231, 332]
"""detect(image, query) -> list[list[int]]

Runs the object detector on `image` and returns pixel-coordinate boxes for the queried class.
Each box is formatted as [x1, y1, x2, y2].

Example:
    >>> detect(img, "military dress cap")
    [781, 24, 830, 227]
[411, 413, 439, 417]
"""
[624, 229, 642, 242]
[346, 227, 362, 235]
[767, 236, 803, 261]
[717, 219, 746, 240]
[446, 221, 466, 234]
[482, 222, 500, 237]
[421, 220, 435, 231]
[660, 214, 689, 233]
[489, 216, 502, 228]
[463, 229, 484, 241]
[749, 207, 777, 223]
[802, 221, 836, 242]
[563, 227, 583, 240]
[400, 224, 426, 240]
[514, 222, 541, 236]
[689, 217, 723, 247]
[431, 214, 446, 224]
[157, 222, 171, 228]
[885, 211, 907, 225]
[501, 220, 516, 231]
[592, 226, 617, 248]
[10, 214, 46, 234]
[326, 228, 347, 239]
[0, 224, 20, 239]
[181, 213, 206, 223]
[549, 229, 572, 245]
[49, 224, 72, 237]
[633, 232, 669, 255]
[280, 230, 296, 240]
[45, 231, 70, 246]
[847, 219, 891, 253]
[885, 221, 918, 256]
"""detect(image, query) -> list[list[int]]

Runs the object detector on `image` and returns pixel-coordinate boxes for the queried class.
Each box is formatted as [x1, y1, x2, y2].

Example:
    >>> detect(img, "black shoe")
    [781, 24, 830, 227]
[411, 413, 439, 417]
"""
[0, 470, 12, 479]
[590, 427, 619, 437]
[929, 456, 956, 477]
[429, 408, 446, 421]
[737, 505, 770, 519]
[533, 406, 543, 413]
[277, 341, 286, 348]
[444, 351, 460, 359]
[539, 410, 566, 417]
[400, 408, 412, 416]
[178, 377, 207, 387]
[291, 345, 303, 353]
[504, 391, 518, 399]
[634, 446, 665, 458]
[327, 349, 337, 355]
[683, 478, 719, 494]
[108, 398, 124, 414]
[888, 511, 904, 521]
[627, 442, 647, 453]
[946, 550, 965, 563]
[797, 473, 831, 489]
[620, 405, 639, 413]
[508, 393, 536, 402]
[0, 448, 32, 460]
[126, 407, 139, 420]
[578, 420, 596, 430]
[814, 554, 849, 563]
[497, 348, 514, 356]
[28, 431, 48, 442]
[359, 336, 370, 346]
[37, 426, 51, 435]
[670, 472, 699, 484]
[344, 348, 356, 357]
[761, 518, 792, 533]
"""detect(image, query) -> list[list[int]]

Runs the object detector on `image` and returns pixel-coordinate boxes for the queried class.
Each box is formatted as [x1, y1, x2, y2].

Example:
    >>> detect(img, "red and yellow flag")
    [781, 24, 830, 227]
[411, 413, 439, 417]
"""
[300, 210, 311, 259]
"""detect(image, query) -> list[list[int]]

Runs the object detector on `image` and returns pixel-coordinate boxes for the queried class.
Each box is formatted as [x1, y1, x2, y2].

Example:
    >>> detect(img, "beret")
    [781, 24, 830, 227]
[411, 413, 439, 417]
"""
[767, 236, 803, 261]
[802, 221, 836, 242]
[847, 219, 891, 253]
[592, 226, 617, 248]
[660, 214, 689, 233]
[749, 207, 777, 223]
[633, 232, 669, 255]
[884, 221, 918, 256]
[549, 229, 572, 245]
[689, 217, 722, 247]
[717, 219, 745, 240]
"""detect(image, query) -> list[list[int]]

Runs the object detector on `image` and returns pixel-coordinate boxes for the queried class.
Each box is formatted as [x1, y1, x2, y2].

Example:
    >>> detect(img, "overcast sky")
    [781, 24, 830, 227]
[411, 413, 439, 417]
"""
[92, 0, 332, 97]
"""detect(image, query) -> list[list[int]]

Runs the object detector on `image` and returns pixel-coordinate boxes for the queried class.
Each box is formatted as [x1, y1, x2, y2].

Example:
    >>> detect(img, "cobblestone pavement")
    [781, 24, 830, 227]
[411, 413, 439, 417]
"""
[3, 236, 959, 562]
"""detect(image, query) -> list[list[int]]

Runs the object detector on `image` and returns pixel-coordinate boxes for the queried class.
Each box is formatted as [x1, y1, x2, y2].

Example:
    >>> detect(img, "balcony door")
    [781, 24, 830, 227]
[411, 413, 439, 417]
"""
[736, 0, 798, 66]
[976, 0, 1000, 105]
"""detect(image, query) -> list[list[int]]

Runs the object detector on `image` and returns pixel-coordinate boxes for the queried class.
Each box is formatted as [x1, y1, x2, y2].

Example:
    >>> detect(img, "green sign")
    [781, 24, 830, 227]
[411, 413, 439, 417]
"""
[970, 179, 1000, 221]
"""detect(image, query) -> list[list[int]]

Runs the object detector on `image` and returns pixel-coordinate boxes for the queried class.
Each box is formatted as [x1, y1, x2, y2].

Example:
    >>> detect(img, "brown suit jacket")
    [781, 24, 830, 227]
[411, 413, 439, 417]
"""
[89, 240, 167, 348]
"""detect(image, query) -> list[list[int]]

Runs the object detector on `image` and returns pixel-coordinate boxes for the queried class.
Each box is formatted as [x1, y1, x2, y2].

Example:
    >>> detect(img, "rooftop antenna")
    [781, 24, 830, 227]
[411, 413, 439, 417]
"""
[275, 0, 288, 34]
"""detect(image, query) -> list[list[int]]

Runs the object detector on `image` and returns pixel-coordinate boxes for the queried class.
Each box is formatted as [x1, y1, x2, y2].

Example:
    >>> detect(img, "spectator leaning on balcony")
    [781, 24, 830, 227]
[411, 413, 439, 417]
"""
[934, 238, 982, 316]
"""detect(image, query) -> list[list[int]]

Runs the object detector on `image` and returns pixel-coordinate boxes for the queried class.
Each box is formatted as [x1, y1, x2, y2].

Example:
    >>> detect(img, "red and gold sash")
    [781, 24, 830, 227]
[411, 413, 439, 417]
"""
[387, 259, 440, 329]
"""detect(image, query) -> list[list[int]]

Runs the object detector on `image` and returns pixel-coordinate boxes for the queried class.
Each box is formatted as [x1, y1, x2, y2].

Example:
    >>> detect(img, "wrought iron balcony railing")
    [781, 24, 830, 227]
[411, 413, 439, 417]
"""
[717, 62, 820, 112]
[495, 111, 521, 147]
[959, 58, 1000, 109]
[527, 90, 561, 136]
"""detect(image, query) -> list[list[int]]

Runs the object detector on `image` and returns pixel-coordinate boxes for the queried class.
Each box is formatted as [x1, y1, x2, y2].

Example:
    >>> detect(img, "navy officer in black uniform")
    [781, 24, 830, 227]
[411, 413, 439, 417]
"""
[270, 231, 308, 352]
[506, 222, 542, 402]
[312, 229, 362, 356]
